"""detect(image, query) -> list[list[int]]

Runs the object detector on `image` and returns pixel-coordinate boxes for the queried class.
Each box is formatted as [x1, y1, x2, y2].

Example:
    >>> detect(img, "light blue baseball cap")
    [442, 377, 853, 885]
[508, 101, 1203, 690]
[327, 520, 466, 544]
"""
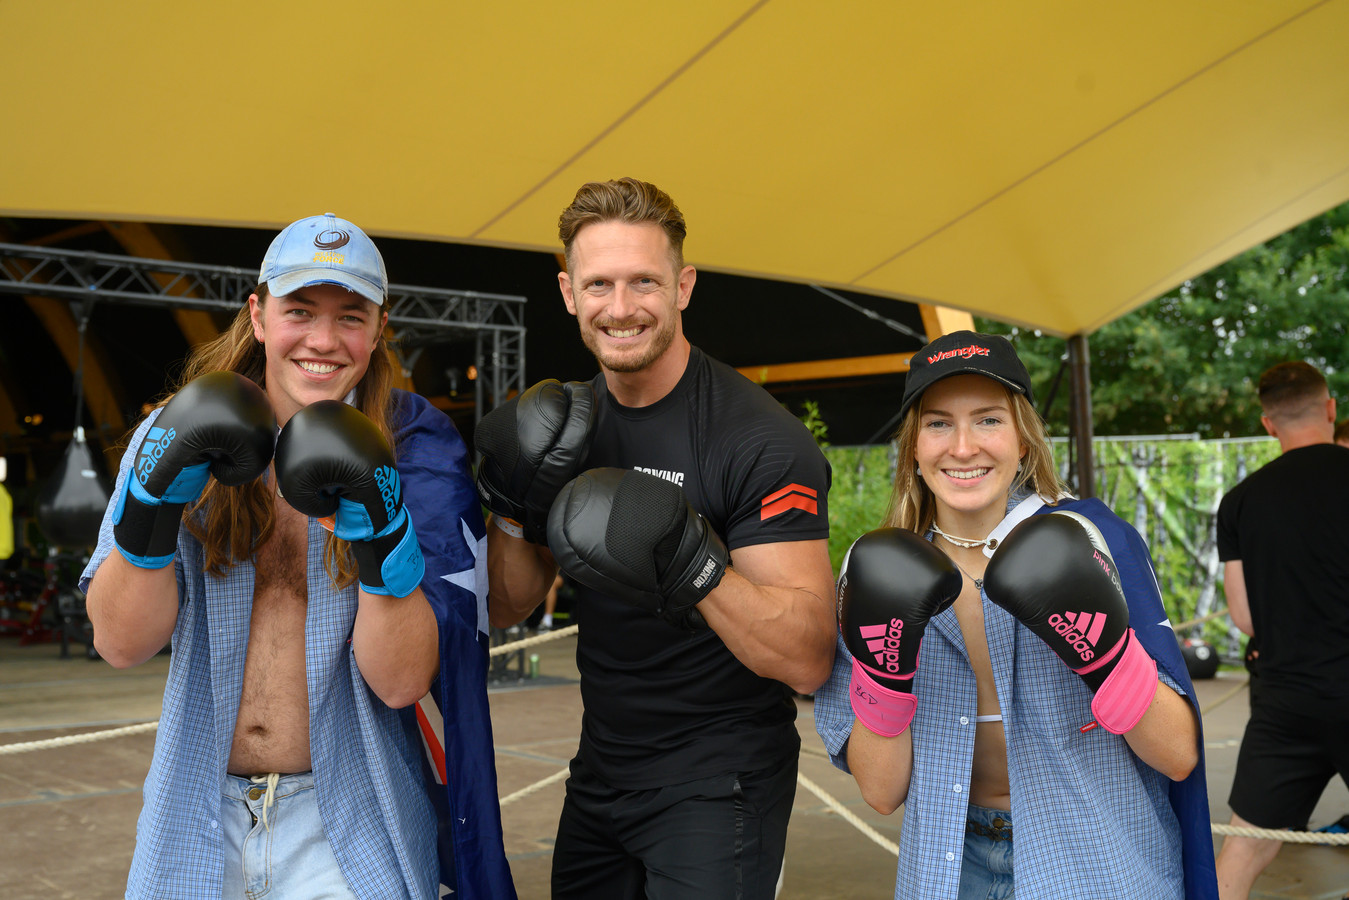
[259, 212, 388, 306]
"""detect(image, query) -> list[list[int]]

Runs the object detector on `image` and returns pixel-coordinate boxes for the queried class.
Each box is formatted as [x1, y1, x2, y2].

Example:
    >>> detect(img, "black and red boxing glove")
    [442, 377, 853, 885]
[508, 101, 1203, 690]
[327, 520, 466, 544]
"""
[474, 379, 595, 544]
[839, 529, 962, 737]
[983, 510, 1159, 734]
[275, 401, 424, 598]
[547, 467, 727, 630]
[113, 371, 275, 569]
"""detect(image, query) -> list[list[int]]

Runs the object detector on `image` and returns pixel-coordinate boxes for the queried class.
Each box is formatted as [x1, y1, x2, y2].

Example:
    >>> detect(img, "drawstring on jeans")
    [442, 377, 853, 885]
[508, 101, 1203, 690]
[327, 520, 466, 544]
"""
[249, 772, 280, 830]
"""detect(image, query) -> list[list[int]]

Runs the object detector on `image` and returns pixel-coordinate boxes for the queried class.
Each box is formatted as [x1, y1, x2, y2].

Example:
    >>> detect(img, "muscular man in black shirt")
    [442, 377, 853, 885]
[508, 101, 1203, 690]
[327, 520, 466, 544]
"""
[481, 178, 835, 899]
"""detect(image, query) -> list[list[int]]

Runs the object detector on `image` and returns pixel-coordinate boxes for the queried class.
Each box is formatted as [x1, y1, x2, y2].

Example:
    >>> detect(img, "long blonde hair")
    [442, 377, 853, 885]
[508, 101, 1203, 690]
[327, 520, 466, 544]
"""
[883, 387, 1063, 534]
[153, 285, 398, 581]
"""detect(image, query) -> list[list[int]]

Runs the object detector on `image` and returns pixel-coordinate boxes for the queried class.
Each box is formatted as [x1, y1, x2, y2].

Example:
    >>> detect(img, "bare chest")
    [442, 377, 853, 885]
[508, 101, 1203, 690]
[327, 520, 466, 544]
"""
[227, 502, 312, 775]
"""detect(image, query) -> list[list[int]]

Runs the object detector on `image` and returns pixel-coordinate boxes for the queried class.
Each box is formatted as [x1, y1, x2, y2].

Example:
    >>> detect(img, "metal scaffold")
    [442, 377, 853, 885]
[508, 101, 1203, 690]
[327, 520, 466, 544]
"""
[0, 242, 528, 419]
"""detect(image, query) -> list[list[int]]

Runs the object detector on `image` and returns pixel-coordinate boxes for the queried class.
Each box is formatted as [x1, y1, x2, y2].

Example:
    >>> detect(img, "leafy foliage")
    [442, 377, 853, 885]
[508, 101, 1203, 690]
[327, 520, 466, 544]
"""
[978, 201, 1349, 438]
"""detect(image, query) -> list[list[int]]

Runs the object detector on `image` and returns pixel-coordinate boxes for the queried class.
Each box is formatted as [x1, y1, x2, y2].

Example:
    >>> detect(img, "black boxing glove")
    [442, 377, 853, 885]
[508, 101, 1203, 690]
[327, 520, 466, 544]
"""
[275, 401, 424, 598]
[839, 529, 962, 737]
[475, 379, 595, 544]
[983, 510, 1159, 734]
[547, 468, 727, 630]
[113, 371, 275, 569]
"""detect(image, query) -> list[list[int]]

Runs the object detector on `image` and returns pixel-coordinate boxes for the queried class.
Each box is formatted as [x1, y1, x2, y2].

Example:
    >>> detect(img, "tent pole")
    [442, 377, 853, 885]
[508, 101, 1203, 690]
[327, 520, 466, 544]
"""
[1067, 333, 1096, 498]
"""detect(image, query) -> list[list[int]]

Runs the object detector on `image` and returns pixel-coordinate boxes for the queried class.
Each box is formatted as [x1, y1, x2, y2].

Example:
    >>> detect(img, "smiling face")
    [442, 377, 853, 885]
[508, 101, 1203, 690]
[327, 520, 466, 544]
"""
[914, 374, 1028, 529]
[249, 282, 387, 424]
[558, 220, 695, 384]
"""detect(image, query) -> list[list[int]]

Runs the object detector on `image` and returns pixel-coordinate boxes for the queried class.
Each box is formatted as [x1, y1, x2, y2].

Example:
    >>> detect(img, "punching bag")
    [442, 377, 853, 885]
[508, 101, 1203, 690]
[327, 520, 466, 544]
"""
[37, 428, 112, 550]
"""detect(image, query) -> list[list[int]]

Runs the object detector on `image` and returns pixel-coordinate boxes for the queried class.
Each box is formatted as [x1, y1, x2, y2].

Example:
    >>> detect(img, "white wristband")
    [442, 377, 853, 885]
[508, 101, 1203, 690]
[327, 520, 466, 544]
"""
[494, 515, 524, 540]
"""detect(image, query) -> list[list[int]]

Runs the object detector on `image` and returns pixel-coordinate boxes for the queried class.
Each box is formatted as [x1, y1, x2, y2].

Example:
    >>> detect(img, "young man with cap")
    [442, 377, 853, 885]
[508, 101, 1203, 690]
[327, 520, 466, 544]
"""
[82, 214, 516, 899]
[477, 178, 835, 899]
[814, 331, 1217, 899]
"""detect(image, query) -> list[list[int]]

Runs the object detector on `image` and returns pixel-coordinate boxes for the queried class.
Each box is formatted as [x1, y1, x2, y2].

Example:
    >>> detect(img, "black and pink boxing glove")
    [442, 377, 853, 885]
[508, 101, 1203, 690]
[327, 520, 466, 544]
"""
[838, 529, 962, 737]
[983, 510, 1159, 734]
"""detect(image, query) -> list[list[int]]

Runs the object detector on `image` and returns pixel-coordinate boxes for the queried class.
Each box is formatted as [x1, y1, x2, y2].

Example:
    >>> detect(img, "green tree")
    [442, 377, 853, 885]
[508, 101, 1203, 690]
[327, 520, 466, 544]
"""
[979, 201, 1349, 438]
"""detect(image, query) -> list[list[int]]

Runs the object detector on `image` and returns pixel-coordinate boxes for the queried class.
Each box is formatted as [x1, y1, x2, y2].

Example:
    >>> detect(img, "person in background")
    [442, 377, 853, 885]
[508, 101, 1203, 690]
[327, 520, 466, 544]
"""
[1214, 361, 1349, 900]
[815, 330, 1217, 899]
[82, 213, 515, 899]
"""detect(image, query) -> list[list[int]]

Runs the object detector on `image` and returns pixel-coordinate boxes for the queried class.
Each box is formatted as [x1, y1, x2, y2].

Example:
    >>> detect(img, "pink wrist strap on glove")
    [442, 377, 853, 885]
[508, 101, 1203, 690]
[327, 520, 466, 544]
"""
[849, 657, 917, 737]
[1077, 628, 1158, 734]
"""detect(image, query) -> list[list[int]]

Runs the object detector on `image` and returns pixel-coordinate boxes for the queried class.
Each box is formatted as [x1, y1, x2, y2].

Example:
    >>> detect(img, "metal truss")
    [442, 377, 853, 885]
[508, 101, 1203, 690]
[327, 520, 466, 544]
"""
[0, 242, 527, 416]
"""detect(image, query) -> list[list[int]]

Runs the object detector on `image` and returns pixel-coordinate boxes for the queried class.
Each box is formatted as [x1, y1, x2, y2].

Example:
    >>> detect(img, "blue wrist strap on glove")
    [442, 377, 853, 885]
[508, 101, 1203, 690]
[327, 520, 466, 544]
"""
[335, 500, 425, 598]
[112, 461, 212, 569]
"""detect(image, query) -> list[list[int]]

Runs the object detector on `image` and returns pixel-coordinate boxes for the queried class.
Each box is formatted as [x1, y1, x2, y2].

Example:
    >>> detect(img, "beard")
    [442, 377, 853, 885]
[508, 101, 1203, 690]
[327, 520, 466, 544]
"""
[578, 315, 677, 374]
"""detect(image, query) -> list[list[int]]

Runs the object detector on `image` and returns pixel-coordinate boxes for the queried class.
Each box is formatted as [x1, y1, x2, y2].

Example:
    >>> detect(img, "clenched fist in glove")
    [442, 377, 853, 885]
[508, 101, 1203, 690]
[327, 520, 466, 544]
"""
[547, 467, 727, 630]
[275, 401, 424, 599]
[839, 529, 962, 737]
[114, 371, 276, 569]
[475, 379, 595, 544]
[983, 510, 1159, 734]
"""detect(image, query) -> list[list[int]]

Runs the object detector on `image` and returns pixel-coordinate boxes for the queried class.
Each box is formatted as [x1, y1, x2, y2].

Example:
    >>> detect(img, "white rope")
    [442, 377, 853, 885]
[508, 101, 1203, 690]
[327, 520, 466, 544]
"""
[0, 626, 576, 756]
[796, 771, 898, 856]
[0, 720, 158, 755]
[499, 766, 569, 807]
[1211, 822, 1349, 845]
[488, 624, 578, 657]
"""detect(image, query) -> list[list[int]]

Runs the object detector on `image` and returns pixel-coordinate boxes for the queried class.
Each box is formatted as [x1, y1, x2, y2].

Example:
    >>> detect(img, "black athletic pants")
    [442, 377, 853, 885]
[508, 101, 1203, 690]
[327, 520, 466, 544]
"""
[551, 753, 797, 900]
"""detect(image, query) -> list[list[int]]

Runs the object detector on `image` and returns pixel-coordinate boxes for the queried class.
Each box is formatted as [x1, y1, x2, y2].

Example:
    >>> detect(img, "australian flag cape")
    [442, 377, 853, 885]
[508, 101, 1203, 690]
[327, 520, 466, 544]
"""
[1043, 497, 1218, 900]
[391, 391, 517, 899]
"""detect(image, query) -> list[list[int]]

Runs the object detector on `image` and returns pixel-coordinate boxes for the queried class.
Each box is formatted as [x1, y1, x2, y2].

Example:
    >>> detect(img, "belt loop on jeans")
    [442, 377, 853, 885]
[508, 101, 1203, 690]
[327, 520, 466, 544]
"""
[966, 815, 1013, 842]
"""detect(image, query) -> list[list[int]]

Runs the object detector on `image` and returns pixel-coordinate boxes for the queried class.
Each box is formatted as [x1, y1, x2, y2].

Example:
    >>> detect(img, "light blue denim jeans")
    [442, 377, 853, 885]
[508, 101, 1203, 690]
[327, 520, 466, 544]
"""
[221, 771, 357, 899]
[958, 804, 1014, 900]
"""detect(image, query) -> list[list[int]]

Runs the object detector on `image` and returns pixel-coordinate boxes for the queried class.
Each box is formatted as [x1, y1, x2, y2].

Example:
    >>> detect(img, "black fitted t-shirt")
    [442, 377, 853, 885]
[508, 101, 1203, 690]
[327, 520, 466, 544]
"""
[575, 346, 832, 789]
[1216, 443, 1349, 714]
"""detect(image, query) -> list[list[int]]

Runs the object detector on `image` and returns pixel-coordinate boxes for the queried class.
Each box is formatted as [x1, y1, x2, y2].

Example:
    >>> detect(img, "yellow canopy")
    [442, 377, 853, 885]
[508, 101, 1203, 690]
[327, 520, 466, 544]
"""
[3, 0, 1347, 336]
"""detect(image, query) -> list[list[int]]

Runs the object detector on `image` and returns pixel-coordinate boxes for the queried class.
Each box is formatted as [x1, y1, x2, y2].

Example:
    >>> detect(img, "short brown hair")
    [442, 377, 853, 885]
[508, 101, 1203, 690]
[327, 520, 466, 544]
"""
[558, 177, 687, 270]
[1258, 361, 1328, 421]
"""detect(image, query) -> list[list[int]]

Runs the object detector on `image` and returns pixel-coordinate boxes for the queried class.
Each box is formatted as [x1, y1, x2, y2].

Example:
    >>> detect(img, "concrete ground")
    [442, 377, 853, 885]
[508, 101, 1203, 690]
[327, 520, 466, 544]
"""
[2, 629, 1347, 899]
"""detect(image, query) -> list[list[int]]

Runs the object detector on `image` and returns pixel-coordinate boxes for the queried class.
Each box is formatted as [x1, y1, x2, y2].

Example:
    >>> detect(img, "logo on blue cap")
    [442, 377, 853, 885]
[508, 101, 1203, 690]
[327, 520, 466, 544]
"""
[260, 213, 387, 306]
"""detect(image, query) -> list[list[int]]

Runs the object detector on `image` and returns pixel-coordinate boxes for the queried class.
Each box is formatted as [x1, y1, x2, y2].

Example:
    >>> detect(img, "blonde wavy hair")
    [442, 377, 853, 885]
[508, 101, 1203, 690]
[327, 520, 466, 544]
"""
[146, 284, 397, 582]
[883, 387, 1063, 534]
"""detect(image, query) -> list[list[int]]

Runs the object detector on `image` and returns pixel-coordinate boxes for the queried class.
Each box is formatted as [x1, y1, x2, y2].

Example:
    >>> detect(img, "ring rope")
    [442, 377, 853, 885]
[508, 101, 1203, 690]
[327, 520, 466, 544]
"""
[8, 627, 1349, 849]
[1172, 607, 1230, 631]
[488, 624, 579, 657]
[796, 771, 899, 855]
[499, 766, 570, 807]
[0, 720, 159, 755]
[1211, 823, 1349, 845]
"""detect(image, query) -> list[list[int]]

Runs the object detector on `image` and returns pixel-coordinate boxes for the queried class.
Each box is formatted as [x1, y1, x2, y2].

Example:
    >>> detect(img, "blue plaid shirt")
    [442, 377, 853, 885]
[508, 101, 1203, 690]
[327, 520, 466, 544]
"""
[83, 390, 515, 900]
[814, 496, 1218, 900]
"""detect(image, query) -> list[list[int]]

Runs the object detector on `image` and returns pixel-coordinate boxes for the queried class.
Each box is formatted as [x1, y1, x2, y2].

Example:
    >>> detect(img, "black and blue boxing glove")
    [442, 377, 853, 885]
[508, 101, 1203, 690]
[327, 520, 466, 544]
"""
[113, 371, 275, 568]
[275, 401, 424, 598]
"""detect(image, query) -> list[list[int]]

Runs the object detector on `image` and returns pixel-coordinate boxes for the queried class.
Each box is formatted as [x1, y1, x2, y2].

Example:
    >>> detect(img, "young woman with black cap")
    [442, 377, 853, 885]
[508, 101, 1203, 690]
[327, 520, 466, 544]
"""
[814, 331, 1218, 899]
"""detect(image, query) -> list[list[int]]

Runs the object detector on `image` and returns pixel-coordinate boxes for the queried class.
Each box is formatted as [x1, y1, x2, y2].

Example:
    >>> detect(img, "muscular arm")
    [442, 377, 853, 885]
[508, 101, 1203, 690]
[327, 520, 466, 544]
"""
[486, 517, 557, 628]
[85, 550, 179, 668]
[1224, 559, 1253, 636]
[352, 585, 438, 709]
[844, 726, 914, 815]
[697, 538, 835, 695]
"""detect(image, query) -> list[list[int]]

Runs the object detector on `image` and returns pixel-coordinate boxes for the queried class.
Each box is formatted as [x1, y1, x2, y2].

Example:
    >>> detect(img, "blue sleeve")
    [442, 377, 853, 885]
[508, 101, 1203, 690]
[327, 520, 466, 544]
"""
[392, 393, 517, 900]
[813, 633, 857, 772]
